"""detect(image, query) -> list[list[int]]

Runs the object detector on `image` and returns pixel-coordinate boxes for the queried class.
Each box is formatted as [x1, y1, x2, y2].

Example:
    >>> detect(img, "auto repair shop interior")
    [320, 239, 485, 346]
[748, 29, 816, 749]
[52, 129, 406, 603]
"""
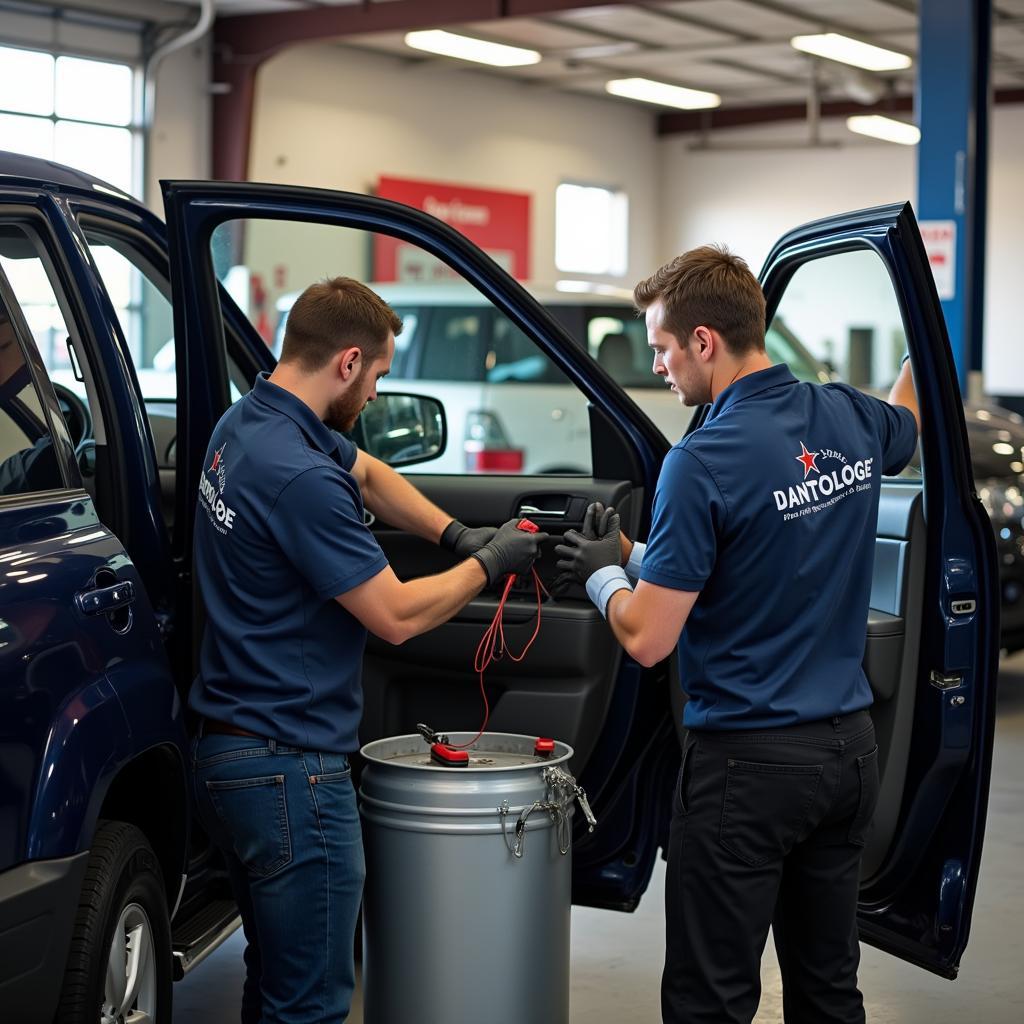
[0, 1, 1022, 1023]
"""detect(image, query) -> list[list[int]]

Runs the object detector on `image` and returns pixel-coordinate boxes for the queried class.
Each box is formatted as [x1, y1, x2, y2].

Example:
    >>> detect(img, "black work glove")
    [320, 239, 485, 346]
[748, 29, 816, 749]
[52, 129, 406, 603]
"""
[440, 519, 498, 556]
[471, 518, 550, 586]
[553, 503, 621, 591]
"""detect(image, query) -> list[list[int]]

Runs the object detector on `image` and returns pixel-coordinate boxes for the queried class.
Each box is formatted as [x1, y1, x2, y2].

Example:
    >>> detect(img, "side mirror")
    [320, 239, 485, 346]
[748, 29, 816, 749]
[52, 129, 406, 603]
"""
[354, 392, 447, 468]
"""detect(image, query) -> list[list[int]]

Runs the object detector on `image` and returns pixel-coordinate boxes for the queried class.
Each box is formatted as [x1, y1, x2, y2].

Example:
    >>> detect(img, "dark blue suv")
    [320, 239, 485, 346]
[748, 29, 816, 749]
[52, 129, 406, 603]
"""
[0, 152, 999, 1022]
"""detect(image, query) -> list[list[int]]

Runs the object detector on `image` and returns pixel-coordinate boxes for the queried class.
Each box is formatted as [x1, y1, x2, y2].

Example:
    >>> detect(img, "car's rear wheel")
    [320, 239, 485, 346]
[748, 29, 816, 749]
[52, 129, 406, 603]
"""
[56, 820, 172, 1024]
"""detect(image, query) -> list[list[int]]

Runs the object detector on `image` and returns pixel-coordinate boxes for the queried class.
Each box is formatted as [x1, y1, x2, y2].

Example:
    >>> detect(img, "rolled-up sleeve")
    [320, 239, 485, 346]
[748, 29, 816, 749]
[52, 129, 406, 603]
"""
[639, 446, 727, 592]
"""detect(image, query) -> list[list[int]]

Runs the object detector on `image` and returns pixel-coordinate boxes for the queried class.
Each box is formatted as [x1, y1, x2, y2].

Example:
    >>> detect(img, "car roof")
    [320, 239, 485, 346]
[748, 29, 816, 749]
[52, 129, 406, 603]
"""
[0, 149, 133, 201]
[276, 281, 636, 311]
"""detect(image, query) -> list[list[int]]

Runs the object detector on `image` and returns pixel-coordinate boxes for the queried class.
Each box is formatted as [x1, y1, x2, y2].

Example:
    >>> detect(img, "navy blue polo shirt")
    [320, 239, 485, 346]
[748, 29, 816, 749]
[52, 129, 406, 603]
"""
[640, 364, 917, 730]
[189, 373, 388, 752]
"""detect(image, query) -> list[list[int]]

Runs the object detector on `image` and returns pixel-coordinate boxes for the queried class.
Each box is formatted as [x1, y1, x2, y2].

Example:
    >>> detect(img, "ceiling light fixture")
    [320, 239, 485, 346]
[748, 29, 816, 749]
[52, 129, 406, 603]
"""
[605, 77, 720, 110]
[846, 114, 920, 145]
[404, 29, 541, 67]
[791, 33, 912, 71]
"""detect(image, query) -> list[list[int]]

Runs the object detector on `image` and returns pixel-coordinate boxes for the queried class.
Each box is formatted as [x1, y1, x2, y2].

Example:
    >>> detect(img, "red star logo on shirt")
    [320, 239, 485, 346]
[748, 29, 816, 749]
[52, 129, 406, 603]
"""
[795, 441, 819, 479]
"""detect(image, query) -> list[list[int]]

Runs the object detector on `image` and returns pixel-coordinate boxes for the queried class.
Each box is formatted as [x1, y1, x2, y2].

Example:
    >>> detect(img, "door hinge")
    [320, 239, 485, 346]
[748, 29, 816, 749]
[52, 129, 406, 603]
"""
[930, 670, 963, 690]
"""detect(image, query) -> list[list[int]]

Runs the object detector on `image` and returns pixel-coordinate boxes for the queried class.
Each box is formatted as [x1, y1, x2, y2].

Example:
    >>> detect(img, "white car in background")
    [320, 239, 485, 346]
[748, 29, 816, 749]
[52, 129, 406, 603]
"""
[273, 283, 832, 474]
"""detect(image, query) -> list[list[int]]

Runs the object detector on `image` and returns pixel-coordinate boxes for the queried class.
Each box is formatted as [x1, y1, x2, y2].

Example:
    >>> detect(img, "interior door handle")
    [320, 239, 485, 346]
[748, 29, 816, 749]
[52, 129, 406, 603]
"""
[517, 503, 567, 518]
[76, 580, 136, 616]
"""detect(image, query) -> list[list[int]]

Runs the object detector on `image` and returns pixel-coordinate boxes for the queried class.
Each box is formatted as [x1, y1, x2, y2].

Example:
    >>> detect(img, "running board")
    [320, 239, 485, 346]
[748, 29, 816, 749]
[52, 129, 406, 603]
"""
[171, 899, 241, 980]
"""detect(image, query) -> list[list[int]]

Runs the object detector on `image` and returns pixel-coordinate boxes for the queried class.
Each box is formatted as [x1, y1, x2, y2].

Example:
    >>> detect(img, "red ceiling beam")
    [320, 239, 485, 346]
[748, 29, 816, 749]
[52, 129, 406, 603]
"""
[657, 88, 1024, 136]
[658, 95, 913, 135]
[211, 0, 618, 182]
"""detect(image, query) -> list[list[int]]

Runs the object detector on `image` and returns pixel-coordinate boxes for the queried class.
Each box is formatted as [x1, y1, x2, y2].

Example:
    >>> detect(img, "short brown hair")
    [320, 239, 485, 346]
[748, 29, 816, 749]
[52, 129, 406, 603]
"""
[280, 276, 402, 372]
[633, 245, 766, 356]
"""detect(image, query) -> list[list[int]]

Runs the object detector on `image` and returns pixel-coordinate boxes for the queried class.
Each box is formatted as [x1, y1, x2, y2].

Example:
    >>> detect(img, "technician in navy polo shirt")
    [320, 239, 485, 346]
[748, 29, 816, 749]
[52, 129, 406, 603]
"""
[188, 277, 545, 1024]
[555, 247, 919, 1024]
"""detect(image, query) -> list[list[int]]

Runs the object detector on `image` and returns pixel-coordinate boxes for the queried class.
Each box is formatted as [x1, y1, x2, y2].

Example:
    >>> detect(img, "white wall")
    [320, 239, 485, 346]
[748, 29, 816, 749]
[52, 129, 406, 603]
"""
[248, 43, 659, 292]
[657, 106, 1024, 396]
[981, 105, 1024, 396]
[658, 119, 917, 273]
[144, 38, 212, 215]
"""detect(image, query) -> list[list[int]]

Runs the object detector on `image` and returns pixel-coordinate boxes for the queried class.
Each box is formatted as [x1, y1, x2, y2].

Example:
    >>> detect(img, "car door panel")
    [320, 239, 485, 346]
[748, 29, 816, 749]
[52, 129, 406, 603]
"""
[363, 476, 638, 774]
[759, 203, 998, 978]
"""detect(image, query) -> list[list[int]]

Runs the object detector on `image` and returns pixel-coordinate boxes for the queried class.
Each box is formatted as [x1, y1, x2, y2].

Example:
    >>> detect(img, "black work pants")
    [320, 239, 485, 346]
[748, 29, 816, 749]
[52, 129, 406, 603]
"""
[662, 710, 879, 1024]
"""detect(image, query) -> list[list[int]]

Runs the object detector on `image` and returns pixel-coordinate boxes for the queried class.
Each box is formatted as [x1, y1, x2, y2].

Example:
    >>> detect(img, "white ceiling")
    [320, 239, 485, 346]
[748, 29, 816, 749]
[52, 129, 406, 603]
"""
[193, 1, 1024, 113]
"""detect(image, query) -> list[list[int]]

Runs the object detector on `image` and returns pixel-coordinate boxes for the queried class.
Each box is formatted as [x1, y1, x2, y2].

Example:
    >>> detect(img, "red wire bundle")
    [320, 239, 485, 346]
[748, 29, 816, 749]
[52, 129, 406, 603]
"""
[449, 568, 547, 750]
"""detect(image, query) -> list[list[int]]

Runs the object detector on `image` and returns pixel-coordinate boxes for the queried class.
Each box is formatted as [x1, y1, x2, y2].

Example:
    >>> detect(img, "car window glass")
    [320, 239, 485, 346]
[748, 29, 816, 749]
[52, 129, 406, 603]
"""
[489, 316, 569, 384]
[0, 223, 82, 466]
[0, 292, 65, 496]
[585, 308, 652, 387]
[82, 236, 177, 401]
[79, 230, 249, 473]
[419, 308, 486, 382]
[769, 249, 921, 480]
[209, 218, 593, 475]
[0, 228, 84, 403]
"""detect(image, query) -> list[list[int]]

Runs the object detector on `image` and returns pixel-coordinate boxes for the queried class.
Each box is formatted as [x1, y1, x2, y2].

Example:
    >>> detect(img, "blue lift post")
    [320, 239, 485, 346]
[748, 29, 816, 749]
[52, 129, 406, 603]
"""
[916, 0, 992, 397]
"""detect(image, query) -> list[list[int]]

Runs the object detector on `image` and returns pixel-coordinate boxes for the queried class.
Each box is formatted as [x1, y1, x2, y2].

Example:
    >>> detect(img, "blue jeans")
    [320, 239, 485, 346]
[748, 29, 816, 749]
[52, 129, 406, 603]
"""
[190, 734, 365, 1024]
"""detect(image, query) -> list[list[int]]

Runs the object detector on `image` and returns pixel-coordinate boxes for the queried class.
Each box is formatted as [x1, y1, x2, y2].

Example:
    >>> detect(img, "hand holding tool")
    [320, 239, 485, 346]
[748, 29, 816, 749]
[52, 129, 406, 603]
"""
[471, 517, 549, 586]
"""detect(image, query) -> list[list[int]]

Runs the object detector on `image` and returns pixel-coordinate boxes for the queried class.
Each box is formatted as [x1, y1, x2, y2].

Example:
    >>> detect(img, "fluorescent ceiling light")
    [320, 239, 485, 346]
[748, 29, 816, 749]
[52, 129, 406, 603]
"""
[846, 114, 920, 146]
[404, 29, 541, 67]
[791, 33, 912, 71]
[606, 77, 720, 110]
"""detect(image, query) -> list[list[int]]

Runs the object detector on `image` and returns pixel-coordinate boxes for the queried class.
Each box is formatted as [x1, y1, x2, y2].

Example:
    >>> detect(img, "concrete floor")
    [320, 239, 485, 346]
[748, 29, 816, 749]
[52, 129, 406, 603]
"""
[173, 653, 1024, 1023]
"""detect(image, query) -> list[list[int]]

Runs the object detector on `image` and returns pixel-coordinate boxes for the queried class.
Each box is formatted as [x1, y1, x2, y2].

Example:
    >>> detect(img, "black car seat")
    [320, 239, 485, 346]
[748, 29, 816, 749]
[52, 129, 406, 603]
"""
[596, 332, 634, 381]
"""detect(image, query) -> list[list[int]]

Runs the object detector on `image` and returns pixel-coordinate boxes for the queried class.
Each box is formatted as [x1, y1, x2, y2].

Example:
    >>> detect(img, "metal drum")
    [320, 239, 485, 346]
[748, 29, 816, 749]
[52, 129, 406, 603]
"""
[359, 731, 595, 1024]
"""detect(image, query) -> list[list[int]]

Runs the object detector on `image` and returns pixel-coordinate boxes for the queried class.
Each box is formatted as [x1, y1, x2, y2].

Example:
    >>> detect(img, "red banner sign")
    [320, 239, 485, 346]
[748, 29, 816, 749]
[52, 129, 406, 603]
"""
[374, 176, 531, 282]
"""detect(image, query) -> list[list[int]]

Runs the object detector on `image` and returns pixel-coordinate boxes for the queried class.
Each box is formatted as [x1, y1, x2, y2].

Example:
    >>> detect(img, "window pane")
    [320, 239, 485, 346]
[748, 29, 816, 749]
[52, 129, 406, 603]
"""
[55, 55, 132, 126]
[0, 237, 81, 398]
[555, 183, 628, 276]
[768, 248, 919, 479]
[83, 237, 176, 401]
[0, 112, 54, 161]
[0, 300, 64, 496]
[0, 46, 54, 116]
[210, 219, 594, 474]
[54, 121, 132, 193]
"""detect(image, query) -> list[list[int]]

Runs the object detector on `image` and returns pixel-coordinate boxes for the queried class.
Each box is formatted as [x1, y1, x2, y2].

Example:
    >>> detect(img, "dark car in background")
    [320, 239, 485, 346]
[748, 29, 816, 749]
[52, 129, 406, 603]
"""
[965, 403, 1024, 650]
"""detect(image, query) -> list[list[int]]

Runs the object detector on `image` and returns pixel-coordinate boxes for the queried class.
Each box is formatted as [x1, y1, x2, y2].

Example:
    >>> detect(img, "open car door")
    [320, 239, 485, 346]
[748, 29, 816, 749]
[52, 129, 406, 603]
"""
[756, 202, 998, 978]
[160, 181, 676, 912]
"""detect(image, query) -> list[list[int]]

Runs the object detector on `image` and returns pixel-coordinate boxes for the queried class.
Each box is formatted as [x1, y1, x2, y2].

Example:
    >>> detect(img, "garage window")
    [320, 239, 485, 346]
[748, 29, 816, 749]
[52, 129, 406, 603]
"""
[555, 182, 628, 276]
[0, 45, 136, 196]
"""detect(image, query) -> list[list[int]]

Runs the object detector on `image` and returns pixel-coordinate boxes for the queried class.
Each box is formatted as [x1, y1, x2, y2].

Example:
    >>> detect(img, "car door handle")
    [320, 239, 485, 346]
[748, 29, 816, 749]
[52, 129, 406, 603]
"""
[76, 580, 136, 616]
[518, 503, 567, 518]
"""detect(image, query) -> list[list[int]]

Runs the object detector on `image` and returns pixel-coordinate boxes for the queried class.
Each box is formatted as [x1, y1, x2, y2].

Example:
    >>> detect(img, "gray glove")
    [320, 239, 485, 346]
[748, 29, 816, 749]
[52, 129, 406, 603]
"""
[553, 503, 621, 589]
[471, 519, 550, 586]
[440, 519, 498, 556]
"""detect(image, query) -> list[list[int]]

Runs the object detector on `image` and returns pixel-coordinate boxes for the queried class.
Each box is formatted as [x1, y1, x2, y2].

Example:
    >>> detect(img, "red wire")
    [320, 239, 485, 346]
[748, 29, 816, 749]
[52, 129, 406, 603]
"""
[448, 568, 547, 751]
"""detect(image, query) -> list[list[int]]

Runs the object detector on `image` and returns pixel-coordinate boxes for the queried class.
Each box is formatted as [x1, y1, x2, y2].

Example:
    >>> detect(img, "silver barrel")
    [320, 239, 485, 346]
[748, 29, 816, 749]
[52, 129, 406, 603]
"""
[359, 732, 584, 1024]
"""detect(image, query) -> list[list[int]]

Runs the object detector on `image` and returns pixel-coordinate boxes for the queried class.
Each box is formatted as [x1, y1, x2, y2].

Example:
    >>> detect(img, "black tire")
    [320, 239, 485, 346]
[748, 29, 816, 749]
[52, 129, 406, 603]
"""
[56, 820, 173, 1024]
